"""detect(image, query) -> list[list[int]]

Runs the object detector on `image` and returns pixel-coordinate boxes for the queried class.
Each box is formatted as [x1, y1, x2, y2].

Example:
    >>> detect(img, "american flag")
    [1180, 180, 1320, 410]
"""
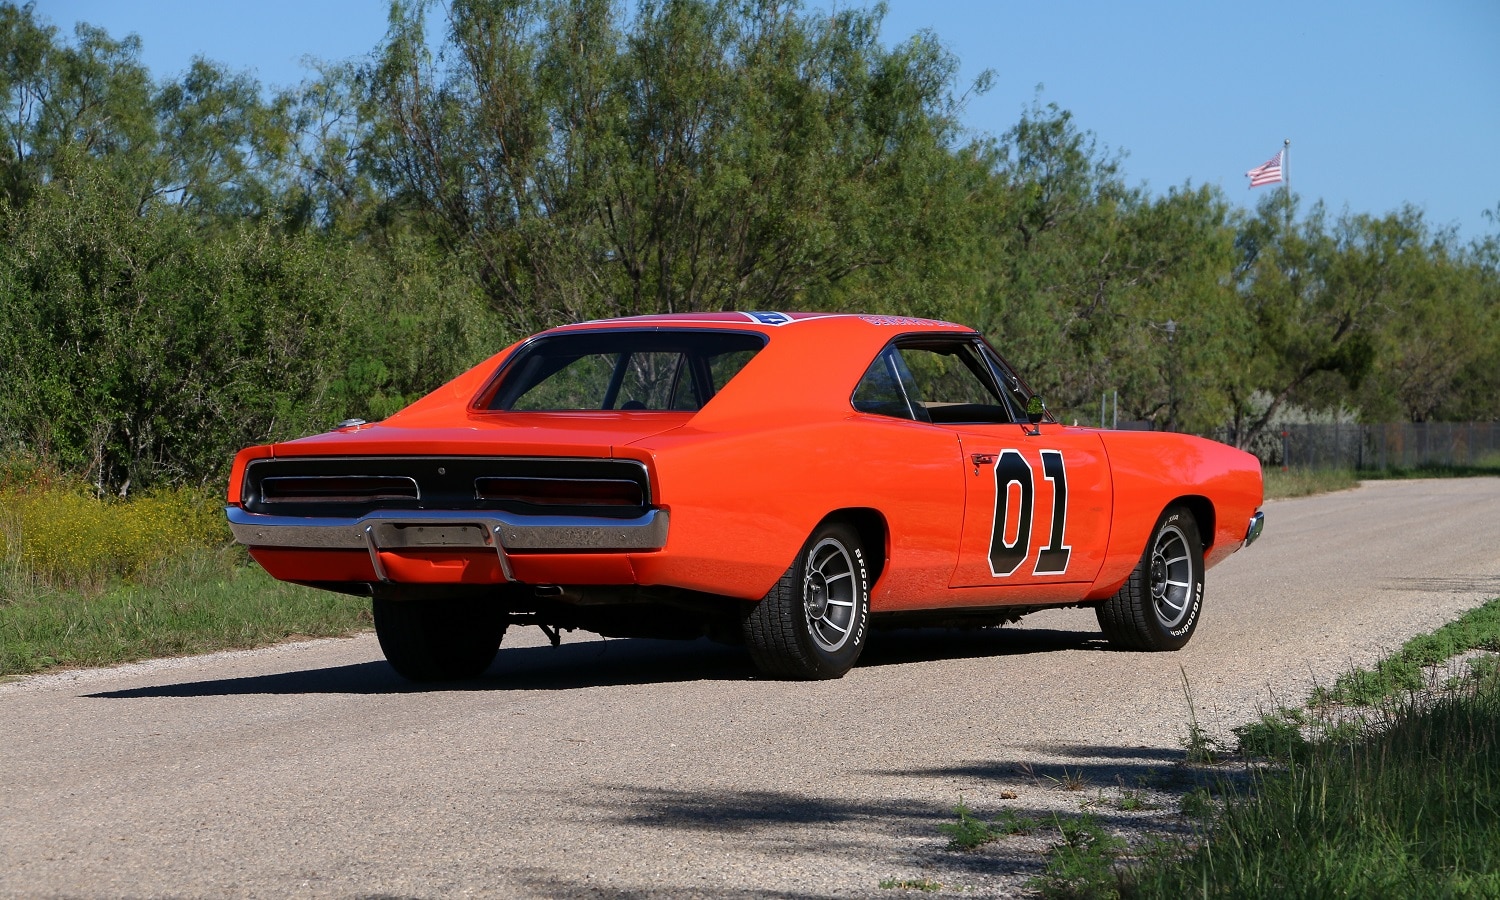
[1245, 149, 1284, 188]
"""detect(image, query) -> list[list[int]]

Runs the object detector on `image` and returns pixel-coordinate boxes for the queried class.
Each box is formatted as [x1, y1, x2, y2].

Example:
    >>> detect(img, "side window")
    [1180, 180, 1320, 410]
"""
[852, 348, 926, 421]
[981, 345, 1032, 420]
[895, 342, 1014, 425]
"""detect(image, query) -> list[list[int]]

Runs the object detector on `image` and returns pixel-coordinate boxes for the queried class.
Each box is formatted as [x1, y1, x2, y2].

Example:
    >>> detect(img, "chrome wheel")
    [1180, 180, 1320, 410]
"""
[803, 537, 859, 652]
[1149, 523, 1196, 629]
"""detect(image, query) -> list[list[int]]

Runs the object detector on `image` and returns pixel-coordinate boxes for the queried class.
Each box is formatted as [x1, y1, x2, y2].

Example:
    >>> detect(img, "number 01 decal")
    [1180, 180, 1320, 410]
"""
[987, 449, 1072, 578]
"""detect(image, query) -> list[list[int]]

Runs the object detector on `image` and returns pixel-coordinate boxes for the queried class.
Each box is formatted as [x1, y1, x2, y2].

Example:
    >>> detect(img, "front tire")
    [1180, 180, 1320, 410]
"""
[373, 595, 506, 682]
[1096, 506, 1204, 651]
[742, 522, 871, 679]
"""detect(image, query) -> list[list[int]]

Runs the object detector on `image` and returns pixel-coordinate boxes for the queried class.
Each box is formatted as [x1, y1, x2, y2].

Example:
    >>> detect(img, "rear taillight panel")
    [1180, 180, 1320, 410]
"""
[242, 457, 651, 519]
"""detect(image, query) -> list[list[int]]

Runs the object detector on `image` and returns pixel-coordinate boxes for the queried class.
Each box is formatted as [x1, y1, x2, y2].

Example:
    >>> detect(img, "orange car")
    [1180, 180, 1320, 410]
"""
[227, 313, 1264, 681]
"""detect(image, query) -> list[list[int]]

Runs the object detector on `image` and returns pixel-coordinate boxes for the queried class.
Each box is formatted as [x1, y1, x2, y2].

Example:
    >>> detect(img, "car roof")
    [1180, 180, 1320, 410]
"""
[546, 311, 973, 335]
[515, 313, 980, 426]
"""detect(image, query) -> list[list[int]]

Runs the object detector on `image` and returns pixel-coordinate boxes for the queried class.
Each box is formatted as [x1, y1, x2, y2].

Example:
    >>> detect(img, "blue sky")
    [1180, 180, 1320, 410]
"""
[37, 0, 1500, 243]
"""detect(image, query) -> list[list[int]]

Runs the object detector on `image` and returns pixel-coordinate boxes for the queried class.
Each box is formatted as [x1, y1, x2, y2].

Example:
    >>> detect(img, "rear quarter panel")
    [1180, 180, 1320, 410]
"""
[634, 415, 965, 604]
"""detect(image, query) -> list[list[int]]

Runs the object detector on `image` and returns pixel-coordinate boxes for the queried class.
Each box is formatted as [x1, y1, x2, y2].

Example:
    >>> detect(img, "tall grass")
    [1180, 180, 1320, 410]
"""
[2, 486, 224, 586]
[1315, 600, 1500, 706]
[1125, 598, 1500, 897]
[0, 466, 370, 676]
[1127, 666, 1500, 898]
[1262, 467, 1359, 499]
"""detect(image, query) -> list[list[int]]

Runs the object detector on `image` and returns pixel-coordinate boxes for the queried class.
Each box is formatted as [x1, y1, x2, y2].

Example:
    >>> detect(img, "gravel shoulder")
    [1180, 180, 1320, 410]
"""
[3, 478, 1499, 898]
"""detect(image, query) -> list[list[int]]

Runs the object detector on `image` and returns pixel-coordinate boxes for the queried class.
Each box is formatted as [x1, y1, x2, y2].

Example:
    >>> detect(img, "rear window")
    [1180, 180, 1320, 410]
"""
[484, 330, 767, 412]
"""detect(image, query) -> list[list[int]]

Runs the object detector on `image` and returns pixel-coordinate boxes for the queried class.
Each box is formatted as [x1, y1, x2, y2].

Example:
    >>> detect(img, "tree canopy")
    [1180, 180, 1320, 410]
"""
[1, 0, 1497, 492]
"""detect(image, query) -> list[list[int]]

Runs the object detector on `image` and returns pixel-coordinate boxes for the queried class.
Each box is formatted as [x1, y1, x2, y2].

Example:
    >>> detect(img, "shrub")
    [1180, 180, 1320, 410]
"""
[1, 484, 227, 587]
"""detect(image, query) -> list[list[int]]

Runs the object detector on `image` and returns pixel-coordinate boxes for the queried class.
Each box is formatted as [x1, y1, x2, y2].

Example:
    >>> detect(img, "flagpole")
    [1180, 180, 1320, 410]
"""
[1282, 138, 1291, 232]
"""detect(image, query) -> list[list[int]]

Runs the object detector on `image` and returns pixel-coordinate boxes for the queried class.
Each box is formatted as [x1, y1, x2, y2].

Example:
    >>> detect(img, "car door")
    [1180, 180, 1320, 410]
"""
[947, 425, 1111, 589]
[866, 337, 1111, 592]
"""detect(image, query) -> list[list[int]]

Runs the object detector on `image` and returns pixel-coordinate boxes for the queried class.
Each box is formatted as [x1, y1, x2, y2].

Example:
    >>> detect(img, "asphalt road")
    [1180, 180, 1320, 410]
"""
[4, 478, 1500, 898]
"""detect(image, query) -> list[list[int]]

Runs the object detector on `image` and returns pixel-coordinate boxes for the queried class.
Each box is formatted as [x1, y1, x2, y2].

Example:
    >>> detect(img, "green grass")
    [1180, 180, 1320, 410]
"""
[1264, 457, 1500, 502]
[937, 601, 1500, 897]
[878, 877, 943, 892]
[0, 473, 371, 676]
[1313, 596, 1500, 707]
[1126, 664, 1500, 898]
[938, 797, 1003, 851]
[1262, 467, 1359, 499]
[1356, 453, 1500, 481]
[0, 545, 371, 675]
[1120, 599, 1500, 898]
[925, 607, 1500, 898]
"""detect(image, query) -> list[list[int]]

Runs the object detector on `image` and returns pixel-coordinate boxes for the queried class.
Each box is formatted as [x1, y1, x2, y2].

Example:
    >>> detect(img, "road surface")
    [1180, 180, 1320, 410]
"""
[4, 478, 1499, 897]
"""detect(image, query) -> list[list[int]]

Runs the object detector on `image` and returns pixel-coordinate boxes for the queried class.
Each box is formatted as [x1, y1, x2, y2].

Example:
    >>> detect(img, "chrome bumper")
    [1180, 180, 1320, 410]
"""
[226, 506, 669, 583]
[1244, 511, 1265, 548]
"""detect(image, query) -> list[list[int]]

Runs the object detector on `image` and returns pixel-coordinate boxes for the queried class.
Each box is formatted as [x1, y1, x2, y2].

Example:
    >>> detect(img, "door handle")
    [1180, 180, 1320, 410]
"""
[970, 453, 997, 467]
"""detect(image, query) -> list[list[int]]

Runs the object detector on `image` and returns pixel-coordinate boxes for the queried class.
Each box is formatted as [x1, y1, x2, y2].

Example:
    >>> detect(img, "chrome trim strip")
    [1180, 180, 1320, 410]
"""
[1244, 511, 1265, 548]
[363, 525, 391, 583]
[227, 506, 669, 556]
[490, 525, 516, 582]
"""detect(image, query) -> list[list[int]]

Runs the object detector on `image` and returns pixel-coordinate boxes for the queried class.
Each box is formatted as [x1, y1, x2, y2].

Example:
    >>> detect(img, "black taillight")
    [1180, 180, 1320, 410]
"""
[261, 475, 419, 504]
[474, 476, 644, 507]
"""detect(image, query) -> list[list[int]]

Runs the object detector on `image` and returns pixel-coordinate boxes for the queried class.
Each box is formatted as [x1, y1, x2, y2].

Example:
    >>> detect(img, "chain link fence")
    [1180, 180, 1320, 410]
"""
[1223, 423, 1500, 471]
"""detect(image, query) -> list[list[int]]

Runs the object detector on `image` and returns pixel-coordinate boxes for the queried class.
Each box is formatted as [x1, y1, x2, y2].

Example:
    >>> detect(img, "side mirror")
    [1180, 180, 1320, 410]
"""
[1025, 396, 1045, 435]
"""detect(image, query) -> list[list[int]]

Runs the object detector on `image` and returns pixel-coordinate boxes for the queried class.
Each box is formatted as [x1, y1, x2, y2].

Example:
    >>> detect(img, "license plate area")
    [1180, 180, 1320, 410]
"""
[369, 522, 493, 550]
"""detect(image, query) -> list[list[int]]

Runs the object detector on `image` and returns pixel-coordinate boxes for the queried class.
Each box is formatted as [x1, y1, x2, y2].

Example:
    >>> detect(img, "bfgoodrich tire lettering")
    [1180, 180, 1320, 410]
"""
[1095, 506, 1204, 651]
[373, 595, 506, 681]
[742, 522, 871, 679]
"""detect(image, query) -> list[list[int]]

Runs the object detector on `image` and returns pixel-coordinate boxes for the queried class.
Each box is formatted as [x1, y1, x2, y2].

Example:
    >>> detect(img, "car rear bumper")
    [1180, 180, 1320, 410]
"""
[226, 506, 669, 583]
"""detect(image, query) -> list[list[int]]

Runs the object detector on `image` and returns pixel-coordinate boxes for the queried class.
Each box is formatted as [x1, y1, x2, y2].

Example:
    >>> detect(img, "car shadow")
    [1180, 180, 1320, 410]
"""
[87, 638, 752, 698]
[860, 626, 1106, 668]
[87, 625, 1105, 699]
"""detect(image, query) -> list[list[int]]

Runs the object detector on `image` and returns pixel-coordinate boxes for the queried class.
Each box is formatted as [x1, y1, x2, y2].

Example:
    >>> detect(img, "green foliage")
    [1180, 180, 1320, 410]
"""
[937, 797, 1041, 854]
[0, 164, 344, 489]
[1261, 467, 1359, 499]
[1029, 813, 1127, 900]
[1232, 708, 1313, 761]
[1178, 786, 1215, 820]
[3, 0, 1500, 498]
[1179, 666, 1224, 764]
[1131, 668, 1500, 898]
[365, 0, 991, 327]
[938, 797, 1000, 851]
[0, 476, 371, 674]
[1, 484, 223, 585]
[1314, 597, 1500, 707]
[994, 807, 1041, 835]
[878, 877, 942, 892]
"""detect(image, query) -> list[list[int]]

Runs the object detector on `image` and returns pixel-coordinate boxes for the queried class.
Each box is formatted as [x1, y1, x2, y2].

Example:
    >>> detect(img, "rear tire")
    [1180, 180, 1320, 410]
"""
[373, 595, 506, 681]
[742, 522, 871, 679]
[1096, 506, 1204, 651]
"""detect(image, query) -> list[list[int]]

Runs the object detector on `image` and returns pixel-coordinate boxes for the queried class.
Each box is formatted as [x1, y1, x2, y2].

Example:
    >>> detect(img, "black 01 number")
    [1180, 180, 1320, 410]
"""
[987, 449, 1072, 577]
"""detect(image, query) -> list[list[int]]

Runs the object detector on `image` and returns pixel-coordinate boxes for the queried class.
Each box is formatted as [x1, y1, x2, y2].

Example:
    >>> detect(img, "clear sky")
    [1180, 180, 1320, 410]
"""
[37, 0, 1500, 243]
